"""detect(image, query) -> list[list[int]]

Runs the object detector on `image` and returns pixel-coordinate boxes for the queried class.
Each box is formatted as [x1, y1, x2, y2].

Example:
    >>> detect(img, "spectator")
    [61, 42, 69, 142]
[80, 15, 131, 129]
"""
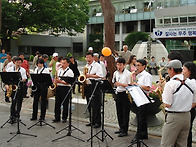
[148, 56, 158, 75]
[126, 55, 137, 81]
[69, 56, 80, 94]
[19, 53, 30, 98]
[159, 57, 167, 68]
[56, 56, 63, 70]
[42, 54, 49, 68]
[3, 52, 12, 72]
[93, 53, 106, 78]
[0, 49, 7, 71]
[32, 51, 39, 69]
[88, 47, 93, 53]
[114, 45, 131, 62]
[49, 52, 58, 79]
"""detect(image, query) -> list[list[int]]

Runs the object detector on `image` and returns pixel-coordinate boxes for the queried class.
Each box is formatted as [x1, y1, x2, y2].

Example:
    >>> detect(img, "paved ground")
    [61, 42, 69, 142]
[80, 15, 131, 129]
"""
[0, 60, 195, 146]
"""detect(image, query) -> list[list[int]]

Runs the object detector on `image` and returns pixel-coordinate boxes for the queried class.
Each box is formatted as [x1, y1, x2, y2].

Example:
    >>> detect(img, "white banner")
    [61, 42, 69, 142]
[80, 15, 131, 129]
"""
[153, 26, 196, 38]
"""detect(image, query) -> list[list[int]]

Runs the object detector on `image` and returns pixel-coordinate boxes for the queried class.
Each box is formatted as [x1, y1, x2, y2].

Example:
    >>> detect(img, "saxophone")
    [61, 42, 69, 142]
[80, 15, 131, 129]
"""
[78, 67, 88, 99]
[49, 69, 58, 91]
[127, 71, 135, 103]
[6, 85, 17, 98]
[155, 67, 166, 114]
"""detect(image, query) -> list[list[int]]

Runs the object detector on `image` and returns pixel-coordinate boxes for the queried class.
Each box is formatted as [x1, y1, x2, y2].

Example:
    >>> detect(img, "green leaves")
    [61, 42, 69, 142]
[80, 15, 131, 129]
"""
[2, 0, 89, 36]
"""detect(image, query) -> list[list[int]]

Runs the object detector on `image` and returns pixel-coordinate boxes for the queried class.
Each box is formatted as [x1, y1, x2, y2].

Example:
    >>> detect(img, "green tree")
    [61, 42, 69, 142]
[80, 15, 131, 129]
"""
[124, 32, 149, 50]
[1, 0, 89, 50]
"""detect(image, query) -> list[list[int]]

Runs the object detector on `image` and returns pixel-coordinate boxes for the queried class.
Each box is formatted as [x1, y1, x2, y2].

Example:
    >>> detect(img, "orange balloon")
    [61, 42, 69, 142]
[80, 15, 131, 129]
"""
[102, 47, 112, 56]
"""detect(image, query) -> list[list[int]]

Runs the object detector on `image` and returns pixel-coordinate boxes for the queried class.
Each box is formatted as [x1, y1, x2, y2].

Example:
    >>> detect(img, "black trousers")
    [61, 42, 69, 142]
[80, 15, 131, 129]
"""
[54, 86, 71, 120]
[136, 104, 148, 139]
[149, 67, 157, 75]
[115, 92, 130, 133]
[85, 83, 101, 125]
[187, 107, 196, 147]
[10, 84, 24, 118]
[32, 85, 48, 119]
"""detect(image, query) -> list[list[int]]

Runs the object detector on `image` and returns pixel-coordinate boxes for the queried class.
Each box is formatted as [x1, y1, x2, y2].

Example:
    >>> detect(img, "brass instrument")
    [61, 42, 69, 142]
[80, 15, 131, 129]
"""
[127, 71, 136, 103]
[156, 67, 166, 114]
[78, 67, 88, 99]
[49, 69, 58, 91]
[6, 85, 17, 98]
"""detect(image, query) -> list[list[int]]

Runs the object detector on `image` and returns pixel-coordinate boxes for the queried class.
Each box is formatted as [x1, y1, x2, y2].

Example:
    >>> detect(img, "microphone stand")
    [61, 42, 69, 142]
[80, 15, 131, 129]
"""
[52, 79, 85, 142]
[7, 79, 37, 142]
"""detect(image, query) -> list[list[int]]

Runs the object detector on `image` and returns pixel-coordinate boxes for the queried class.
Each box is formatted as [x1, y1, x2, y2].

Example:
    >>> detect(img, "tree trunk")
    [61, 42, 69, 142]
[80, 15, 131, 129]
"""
[99, 0, 116, 82]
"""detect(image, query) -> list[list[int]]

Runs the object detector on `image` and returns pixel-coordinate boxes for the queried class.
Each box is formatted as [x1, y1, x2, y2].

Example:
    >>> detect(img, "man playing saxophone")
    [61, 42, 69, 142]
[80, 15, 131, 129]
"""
[85, 52, 103, 128]
[6, 57, 27, 124]
[52, 58, 74, 123]
[30, 59, 50, 121]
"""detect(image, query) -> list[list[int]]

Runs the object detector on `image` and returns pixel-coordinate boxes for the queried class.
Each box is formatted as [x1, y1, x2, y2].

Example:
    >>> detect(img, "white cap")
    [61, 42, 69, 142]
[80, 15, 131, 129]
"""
[88, 47, 93, 51]
[52, 53, 58, 57]
[93, 53, 99, 57]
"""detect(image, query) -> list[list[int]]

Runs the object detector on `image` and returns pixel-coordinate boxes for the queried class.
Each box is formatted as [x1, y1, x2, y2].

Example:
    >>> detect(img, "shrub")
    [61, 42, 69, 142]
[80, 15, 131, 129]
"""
[29, 55, 34, 61]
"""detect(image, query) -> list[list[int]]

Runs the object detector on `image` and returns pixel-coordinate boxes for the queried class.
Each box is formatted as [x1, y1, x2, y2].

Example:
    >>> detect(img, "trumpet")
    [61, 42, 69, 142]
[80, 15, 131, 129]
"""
[78, 67, 88, 99]
[6, 85, 17, 98]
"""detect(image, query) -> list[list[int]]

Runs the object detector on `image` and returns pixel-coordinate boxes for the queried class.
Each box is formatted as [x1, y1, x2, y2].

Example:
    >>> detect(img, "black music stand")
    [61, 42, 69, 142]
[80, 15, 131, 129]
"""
[28, 74, 55, 130]
[52, 77, 85, 142]
[86, 80, 114, 146]
[0, 72, 26, 127]
[0, 72, 37, 142]
[126, 85, 149, 147]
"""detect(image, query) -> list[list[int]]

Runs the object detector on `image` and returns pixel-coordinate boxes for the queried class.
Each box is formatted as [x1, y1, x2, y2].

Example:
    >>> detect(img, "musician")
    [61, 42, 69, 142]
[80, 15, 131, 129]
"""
[112, 58, 131, 137]
[161, 60, 196, 147]
[52, 58, 74, 123]
[6, 57, 27, 123]
[30, 59, 50, 121]
[85, 52, 103, 128]
[131, 59, 152, 143]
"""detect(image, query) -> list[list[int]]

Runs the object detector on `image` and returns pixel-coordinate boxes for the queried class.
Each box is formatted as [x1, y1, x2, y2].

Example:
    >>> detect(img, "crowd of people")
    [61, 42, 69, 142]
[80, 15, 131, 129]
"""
[1, 46, 196, 147]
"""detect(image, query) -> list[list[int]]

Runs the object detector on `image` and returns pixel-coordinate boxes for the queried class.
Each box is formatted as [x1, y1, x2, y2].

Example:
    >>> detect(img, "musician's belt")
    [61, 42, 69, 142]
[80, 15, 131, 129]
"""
[165, 110, 189, 113]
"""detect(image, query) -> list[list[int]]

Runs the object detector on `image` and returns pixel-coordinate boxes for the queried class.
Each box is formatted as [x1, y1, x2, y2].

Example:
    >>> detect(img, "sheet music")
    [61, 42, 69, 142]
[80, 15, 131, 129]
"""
[126, 85, 150, 107]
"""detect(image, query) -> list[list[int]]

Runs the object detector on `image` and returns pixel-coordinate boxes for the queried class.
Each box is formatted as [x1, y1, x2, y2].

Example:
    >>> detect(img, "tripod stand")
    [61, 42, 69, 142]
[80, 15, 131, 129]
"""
[0, 72, 37, 142]
[52, 78, 85, 142]
[85, 80, 114, 146]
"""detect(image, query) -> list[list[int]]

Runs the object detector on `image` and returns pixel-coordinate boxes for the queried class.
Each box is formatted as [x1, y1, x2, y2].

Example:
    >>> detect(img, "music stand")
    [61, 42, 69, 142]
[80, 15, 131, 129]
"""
[28, 74, 55, 130]
[85, 80, 114, 146]
[0, 72, 26, 127]
[126, 85, 149, 147]
[52, 77, 85, 142]
[0, 72, 37, 142]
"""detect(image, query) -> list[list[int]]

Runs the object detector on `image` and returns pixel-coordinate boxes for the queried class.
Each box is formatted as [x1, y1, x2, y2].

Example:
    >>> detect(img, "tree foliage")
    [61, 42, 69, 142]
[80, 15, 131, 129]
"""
[124, 32, 149, 50]
[1, 0, 89, 49]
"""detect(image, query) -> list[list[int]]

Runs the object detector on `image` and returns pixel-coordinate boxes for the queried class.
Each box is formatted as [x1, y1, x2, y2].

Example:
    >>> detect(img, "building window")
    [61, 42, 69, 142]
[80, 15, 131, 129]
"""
[172, 16, 179, 23]
[180, 15, 188, 25]
[19, 46, 31, 55]
[115, 23, 120, 34]
[73, 43, 83, 53]
[188, 15, 196, 22]
[164, 17, 171, 24]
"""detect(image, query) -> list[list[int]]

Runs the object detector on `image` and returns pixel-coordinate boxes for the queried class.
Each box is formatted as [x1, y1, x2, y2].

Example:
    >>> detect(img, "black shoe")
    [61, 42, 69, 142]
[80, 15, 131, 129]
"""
[86, 123, 92, 127]
[52, 119, 60, 123]
[118, 132, 128, 137]
[93, 124, 101, 128]
[30, 117, 37, 121]
[5, 98, 10, 103]
[114, 130, 121, 134]
[62, 119, 67, 123]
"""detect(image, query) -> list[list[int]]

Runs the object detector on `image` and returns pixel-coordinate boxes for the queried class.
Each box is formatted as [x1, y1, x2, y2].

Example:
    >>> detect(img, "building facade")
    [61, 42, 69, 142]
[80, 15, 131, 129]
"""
[88, 0, 196, 60]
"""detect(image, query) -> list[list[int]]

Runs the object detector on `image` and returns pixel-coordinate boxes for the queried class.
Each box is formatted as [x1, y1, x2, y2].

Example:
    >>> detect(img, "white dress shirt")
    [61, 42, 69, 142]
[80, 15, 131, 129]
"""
[7, 66, 27, 80]
[137, 70, 152, 93]
[112, 68, 131, 92]
[5, 61, 15, 71]
[86, 61, 103, 82]
[34, 67, 49, 74]
[162, 74, 196, 112]
[57, 67, 74, 87]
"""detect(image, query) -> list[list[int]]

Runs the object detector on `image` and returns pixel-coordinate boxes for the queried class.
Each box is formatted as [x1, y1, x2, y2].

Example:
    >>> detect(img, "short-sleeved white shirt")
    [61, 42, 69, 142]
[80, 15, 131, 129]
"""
[86, 61, 103, 81]
[137, 70, 152, 93]
[162, 74, 196, 112]
[7, 66, 27, 80]
[57, 67, 74, 87]
[112, 68, 131, 92]
[6, 61, 15, 71]
[34, 67, 49, 74]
